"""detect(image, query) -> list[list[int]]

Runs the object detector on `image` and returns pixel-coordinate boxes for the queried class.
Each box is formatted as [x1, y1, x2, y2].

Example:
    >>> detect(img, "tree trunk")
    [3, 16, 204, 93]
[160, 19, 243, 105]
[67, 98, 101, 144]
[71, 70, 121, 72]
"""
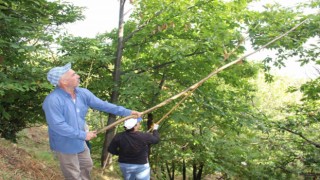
[196, 163, 203, 180]
[166, 161, 175, 180]
[192, 162, 203, 180]
[147, 113, 153, 161]
[193, 163, 197, 180]
[101, 0, 126, 167]
[182, 159, 186, 180]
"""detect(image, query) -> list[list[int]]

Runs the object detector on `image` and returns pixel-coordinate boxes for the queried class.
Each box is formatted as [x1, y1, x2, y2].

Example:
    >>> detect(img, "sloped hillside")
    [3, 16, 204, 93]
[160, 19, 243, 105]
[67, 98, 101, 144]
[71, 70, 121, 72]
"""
[0, 126, 121, 180]
[0, 126, 63, 180]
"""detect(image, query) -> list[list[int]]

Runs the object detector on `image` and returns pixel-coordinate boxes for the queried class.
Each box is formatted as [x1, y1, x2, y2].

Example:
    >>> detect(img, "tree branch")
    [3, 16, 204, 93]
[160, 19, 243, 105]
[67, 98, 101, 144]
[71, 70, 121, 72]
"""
[280, 127, 320, 148]
[97, 18, 309, 134]
[124, 9, 164, 43]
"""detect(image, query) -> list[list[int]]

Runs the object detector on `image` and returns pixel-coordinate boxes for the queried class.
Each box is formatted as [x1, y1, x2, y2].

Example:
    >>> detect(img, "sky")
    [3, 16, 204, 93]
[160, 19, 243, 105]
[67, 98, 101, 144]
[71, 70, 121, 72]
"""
[246, 0, 319, 79]
[64, 0, 306, 37]
[64, 0, 134, 38]
[63, 0, 319, 79]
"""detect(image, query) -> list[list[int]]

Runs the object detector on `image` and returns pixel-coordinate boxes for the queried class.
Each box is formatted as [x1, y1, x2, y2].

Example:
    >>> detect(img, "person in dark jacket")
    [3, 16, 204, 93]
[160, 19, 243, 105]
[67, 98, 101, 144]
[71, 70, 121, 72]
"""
[108, 117, 160, 180]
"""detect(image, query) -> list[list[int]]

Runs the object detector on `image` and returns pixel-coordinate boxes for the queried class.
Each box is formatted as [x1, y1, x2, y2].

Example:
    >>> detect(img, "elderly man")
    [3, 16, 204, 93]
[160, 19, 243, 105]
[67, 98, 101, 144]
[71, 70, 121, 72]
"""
[42, 63, 142, 180]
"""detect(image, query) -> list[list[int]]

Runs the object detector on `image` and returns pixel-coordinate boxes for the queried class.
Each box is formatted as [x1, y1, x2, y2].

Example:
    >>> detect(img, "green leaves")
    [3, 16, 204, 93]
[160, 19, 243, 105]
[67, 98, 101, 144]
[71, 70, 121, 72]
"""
[300, 78, 320, 100]
[0, 0, 83, 141]
[1, 0, 319, 178]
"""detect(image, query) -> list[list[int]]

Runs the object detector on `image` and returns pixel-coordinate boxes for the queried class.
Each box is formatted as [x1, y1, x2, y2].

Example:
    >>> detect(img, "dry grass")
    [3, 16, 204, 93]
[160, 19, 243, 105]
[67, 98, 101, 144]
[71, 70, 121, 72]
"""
[0, 137, 63, 180]
[0, 125, 122, 180]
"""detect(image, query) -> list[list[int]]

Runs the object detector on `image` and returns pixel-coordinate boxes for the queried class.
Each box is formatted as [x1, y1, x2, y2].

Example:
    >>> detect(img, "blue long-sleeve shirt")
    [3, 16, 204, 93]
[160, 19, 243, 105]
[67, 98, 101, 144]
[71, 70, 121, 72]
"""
[42, 87, 132, 154]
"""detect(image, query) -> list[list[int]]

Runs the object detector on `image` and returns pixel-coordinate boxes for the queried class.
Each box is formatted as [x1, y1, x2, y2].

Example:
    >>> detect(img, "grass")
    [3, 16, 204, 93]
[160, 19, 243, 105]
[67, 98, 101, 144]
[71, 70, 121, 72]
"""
[0, 125, 123, 180]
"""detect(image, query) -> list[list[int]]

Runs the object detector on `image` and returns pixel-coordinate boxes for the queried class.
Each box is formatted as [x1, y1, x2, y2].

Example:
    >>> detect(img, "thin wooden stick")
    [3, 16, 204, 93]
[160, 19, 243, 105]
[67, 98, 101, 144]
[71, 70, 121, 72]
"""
[96, 18, 308, 134]
[147, 91, 193, 132]
[147, 85, 200, 132]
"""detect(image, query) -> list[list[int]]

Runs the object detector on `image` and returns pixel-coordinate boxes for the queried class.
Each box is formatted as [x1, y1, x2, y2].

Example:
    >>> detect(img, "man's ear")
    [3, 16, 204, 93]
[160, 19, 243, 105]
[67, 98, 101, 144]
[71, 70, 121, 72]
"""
[58, 77, 68, 87]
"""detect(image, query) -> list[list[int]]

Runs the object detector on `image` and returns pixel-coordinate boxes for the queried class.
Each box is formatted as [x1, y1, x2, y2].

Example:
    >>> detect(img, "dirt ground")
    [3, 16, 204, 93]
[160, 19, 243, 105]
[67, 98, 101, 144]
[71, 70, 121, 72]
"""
[0, 126, 63, 180]
[0, 126, 120, 180]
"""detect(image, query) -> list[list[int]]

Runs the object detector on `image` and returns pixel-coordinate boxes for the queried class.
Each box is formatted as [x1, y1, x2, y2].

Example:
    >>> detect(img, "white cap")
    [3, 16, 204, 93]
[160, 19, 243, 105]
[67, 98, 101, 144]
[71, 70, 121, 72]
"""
[124, 118, 142, 129]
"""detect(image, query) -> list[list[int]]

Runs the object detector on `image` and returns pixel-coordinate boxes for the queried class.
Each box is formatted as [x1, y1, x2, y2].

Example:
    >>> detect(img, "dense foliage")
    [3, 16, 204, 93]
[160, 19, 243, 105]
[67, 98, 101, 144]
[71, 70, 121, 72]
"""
[0, 0, 83, 141]
[1, 0, 320, 179]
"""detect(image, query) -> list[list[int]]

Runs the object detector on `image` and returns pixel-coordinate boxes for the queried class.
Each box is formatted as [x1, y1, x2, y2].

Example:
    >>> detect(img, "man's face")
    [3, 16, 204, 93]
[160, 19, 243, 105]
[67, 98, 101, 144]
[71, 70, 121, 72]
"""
[60, 69, 80, 87]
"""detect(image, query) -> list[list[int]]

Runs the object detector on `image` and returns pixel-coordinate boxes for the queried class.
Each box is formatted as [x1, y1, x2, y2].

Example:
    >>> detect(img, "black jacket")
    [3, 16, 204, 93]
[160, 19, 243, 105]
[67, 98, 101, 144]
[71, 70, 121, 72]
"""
[108, 130, 160, 164]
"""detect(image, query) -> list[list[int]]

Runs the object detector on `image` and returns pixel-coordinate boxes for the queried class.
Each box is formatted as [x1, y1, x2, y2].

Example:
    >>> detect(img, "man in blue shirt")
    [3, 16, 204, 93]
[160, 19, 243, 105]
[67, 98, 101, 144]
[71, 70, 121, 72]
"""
[42, 63, 142, 180]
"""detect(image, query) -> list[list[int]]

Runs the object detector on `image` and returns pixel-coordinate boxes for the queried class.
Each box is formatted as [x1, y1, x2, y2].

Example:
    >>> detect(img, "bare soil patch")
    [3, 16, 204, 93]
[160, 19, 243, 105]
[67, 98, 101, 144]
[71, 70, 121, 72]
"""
[0, 126, 121, 180]
[0, 136, 63, 180]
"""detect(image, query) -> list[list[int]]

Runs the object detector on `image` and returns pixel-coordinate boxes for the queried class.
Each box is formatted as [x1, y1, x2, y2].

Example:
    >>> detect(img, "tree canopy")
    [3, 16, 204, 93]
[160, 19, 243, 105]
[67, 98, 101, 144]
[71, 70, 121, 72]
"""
[0, 0, 83, 140]
[1, 0, 320, 179]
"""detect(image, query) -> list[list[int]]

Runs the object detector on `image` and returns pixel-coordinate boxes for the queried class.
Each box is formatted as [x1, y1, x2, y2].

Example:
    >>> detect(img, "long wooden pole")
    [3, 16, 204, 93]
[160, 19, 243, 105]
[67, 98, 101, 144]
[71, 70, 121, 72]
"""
[97, 18, 308, 134]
